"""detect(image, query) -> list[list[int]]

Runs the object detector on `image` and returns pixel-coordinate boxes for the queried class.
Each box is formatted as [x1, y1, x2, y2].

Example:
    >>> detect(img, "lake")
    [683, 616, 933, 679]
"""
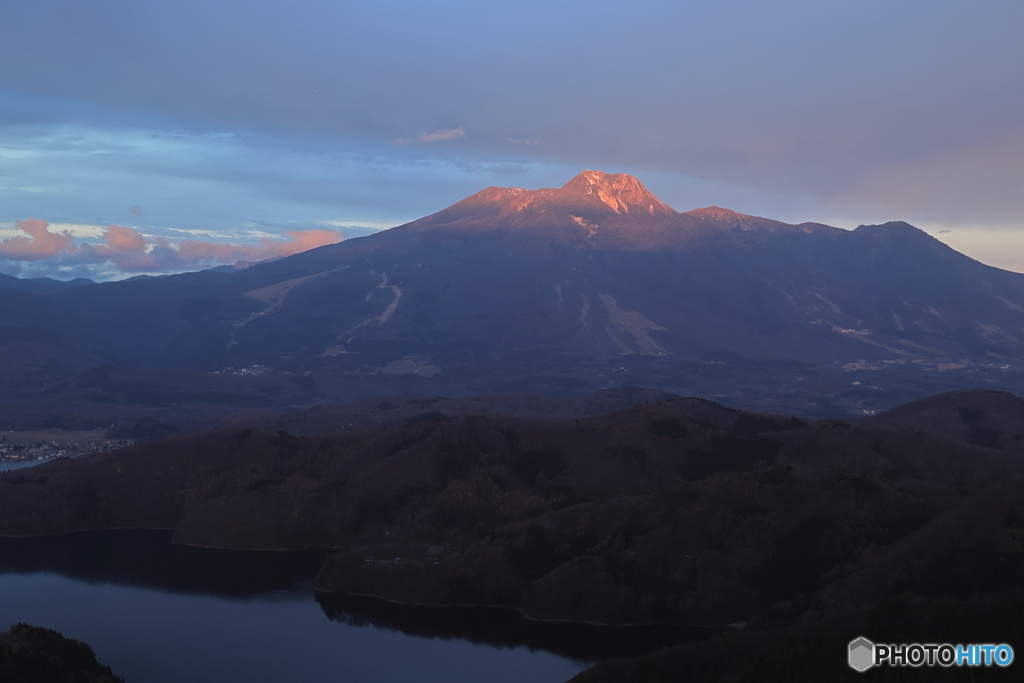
[0, 459, 45, 473]
[0, 531, 709, 682]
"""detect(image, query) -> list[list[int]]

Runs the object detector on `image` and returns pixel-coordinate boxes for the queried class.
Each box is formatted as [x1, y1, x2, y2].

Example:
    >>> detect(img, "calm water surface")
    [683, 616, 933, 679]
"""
[0, 531, 596, 683]
[0, 530, 711, 682]
[0, 572, 588, 683]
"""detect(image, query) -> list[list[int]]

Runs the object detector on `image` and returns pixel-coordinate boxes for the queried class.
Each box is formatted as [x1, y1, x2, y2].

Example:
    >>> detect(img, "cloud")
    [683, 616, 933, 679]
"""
[97, 224, 148, 252]
[3, 1, 1024, 235]
[394, 127, 466, 146]
[267, 228, 344, 256]
[0, 218, 343, 278]
[0, 218, 78, 261]
[81, 225, 160, 272]
[173, 228, 342, 266]
[419, 127, 466, 143]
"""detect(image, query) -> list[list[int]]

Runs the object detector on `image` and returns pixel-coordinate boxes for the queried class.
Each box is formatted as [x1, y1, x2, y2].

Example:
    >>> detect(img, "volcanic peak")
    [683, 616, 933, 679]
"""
[445, 170, 677, 222]
[557, 170, 675, 216]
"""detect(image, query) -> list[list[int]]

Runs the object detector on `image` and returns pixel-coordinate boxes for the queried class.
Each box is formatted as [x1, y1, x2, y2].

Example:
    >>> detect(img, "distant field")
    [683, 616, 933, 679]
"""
[1, 429, 114, 445]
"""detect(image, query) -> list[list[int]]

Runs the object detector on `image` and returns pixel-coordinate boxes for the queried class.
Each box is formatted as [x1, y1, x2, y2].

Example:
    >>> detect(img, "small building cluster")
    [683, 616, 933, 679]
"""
[0, 435, 137, 466]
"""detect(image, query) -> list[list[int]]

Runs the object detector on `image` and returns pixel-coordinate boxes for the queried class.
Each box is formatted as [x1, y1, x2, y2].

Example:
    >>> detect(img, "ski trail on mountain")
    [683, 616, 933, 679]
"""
[600, 294, 667, 355]
[374, 273, 402, 325]
[579, 294, 591, 330]
[327, 272, 402, 354]
[227, 267, 347, 351]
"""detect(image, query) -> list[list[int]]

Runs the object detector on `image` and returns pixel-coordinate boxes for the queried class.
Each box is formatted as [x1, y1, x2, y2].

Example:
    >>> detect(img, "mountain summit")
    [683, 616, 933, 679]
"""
[3, 169, 1024, 415]
[554, 170, 675, 217]
[411, 170, 677, 236]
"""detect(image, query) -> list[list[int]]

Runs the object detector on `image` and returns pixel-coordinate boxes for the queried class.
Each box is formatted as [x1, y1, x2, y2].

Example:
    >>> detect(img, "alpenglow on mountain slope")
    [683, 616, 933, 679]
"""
[4, 170, 1024, 413]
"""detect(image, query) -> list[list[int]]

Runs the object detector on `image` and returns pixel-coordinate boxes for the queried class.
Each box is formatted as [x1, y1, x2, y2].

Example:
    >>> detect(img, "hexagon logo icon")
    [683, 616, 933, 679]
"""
[848, 637, 875, 672]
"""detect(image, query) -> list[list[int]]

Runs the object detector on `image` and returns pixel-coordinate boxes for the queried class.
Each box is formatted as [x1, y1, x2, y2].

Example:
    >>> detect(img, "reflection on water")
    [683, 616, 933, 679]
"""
[0, 529, 332, 596]
[0, 574, 586, 683]
[0, 530, 711, 682]
[317, 592, 714, 662]
[0, 531, 586, 683]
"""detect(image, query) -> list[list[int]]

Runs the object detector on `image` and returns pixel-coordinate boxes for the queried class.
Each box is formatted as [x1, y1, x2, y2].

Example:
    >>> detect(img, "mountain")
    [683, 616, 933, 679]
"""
[0, 623, 123, 683]
[3, 170, 1024, 415]
[3, 388, 1024, 682]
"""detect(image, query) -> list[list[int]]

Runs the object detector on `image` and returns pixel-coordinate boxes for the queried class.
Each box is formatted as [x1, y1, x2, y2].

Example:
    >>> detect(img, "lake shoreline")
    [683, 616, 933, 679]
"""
[0, 528, 714, 663]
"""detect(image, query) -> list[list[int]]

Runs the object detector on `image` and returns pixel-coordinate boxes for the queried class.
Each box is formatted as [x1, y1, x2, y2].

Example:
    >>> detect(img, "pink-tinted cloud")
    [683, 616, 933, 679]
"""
[394, 127, 466, 146]
[97, 225, 148, 253]
[270, 228, 342, 256]
[0, 218, 78, 261]
[0, 218, 343, 277]
[84, 225, 159, 272]
[173, 228, 342, 266]
[420, 127, 465, 143]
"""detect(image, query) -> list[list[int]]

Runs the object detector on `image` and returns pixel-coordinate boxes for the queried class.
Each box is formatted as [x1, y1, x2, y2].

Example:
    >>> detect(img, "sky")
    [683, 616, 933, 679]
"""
[1, 0, 1022, 279]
